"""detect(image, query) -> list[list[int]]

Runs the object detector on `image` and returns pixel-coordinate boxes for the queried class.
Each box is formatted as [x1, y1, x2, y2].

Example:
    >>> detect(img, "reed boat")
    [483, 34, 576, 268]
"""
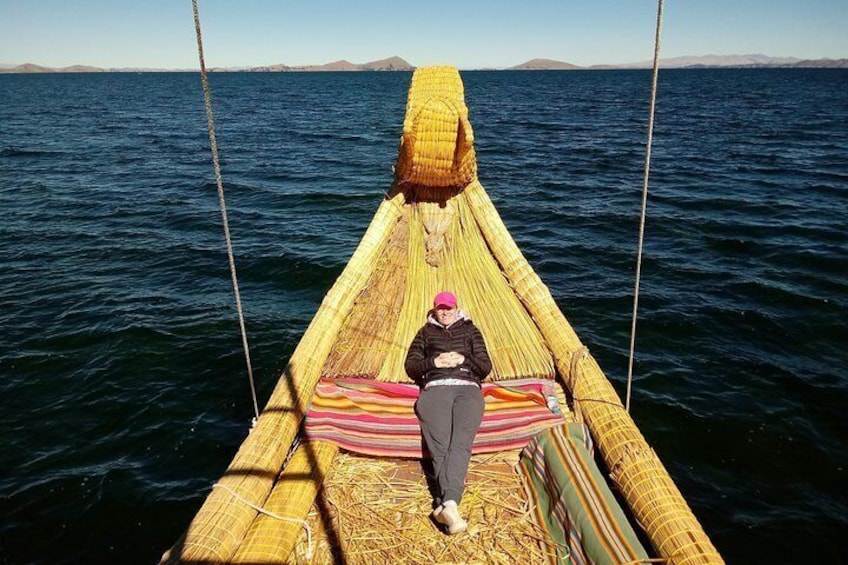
[163, 66, 723, 564]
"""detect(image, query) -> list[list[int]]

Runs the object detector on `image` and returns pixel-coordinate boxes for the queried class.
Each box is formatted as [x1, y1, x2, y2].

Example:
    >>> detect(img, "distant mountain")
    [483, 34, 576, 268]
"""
[791, 58, 848, 68]
[1, 54, 844, 73]
[253, 56, 413, 72]
[0, 63, 55, 73]
[0, 56, 413, 73]
[61, 65, 104, 73]
[510, 54, 848, 71]
[361, 56, 414, 71]
[656, 54, 800, 68]
[251, 63, 290, 72]
[294, 59, 360, 71]
[108, 67, 194, 72]
[0, 62, 105, 73]
[509, 58, 580, 70]
[591, 54, 843, 69]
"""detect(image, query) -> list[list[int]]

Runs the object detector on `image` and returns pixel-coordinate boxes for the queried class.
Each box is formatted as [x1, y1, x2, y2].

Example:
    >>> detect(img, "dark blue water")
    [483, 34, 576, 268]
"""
[1, 69, 846, 564]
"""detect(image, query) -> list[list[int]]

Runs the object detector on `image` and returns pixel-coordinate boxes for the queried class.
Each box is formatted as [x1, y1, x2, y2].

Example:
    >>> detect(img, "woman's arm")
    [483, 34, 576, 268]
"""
[464, 325, 492, 379]
[405, 327, 435, 381]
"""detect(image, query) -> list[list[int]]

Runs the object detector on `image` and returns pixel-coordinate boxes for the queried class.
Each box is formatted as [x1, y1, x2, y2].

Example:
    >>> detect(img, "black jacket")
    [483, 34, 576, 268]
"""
[404, 315, 492, 387]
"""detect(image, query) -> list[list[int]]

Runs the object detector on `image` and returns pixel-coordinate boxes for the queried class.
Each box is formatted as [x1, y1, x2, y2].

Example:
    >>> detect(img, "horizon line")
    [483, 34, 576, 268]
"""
[2, 53, 847, 73]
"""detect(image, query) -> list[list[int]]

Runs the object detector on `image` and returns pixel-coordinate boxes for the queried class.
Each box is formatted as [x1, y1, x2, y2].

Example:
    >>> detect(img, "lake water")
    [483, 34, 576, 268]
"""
[1, 68, 846, 563]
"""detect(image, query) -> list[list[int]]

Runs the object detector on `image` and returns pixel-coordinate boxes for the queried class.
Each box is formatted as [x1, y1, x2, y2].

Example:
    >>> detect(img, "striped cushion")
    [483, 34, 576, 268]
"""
[519, 424, 649, 565]
[303, 378, 564, 458]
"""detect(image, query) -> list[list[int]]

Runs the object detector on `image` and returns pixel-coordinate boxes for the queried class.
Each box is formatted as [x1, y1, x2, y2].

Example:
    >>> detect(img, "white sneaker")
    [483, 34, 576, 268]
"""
[434, 500, 467, 534]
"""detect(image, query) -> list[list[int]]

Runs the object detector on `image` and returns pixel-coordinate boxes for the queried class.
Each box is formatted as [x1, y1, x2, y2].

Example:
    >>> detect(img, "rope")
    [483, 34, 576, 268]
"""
[212, 483, 314, 560]
[626, 0, 665, 413]
[568, 346, 589, 386]
[191, 0, 260, 426]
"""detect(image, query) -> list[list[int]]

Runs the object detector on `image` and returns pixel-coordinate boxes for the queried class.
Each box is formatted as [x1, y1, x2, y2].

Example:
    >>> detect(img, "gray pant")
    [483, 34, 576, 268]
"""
[415, 385, 485, 505]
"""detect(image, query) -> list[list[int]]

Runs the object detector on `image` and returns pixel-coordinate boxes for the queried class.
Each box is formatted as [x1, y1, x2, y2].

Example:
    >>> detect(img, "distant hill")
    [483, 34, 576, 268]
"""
[251, 63, 290, 72]
[108, 67, 194, 72]
[510, 54, 848, 71]
[361, 56, 414, 71]
[60, 65, 104, 73]
[1, 54, 845, 73]
[590, 54, 848, 69]
[253, 56, 414, 72]
[790, 58, 848, 68]
[0, 56, 413, 73]
[509, 58, 580, 70]
[1, 63, 55, 73]
[0, 62, 105, 73]
[618, 54, 802, 68]
[293, 59, 361, 72]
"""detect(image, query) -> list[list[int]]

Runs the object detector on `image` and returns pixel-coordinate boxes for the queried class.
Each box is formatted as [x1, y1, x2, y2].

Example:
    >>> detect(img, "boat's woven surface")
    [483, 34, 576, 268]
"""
[232, 441, 338, 563]
[322, 196, 555, 383]
[395, 66, 476, 188]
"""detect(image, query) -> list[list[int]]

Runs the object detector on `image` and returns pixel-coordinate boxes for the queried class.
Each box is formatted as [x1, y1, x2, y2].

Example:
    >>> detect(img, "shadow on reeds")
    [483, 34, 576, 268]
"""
[419, 456, 441, 511]
[163, 361, 348, 565]
[387, 180, 466, 205]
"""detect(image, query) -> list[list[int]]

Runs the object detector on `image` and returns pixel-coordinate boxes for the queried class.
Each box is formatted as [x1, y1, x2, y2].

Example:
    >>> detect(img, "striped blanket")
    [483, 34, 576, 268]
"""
[303, 378, 564, 458]
[519, 424, 649, 565]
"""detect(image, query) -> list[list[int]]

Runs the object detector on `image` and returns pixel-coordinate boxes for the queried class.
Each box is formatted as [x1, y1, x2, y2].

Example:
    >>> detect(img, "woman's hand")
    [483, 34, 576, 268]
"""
[434, 352, 465, 368]
[434, 353, 453, 368]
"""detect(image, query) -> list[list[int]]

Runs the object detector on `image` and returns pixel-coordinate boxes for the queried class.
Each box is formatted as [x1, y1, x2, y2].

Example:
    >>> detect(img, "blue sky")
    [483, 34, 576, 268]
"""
[1, 0, 846, 68]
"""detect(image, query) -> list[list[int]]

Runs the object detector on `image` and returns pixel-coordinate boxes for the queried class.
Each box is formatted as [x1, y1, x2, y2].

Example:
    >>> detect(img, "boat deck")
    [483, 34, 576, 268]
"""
[284, 389, 573, 564]
[285, 450, 554, 565]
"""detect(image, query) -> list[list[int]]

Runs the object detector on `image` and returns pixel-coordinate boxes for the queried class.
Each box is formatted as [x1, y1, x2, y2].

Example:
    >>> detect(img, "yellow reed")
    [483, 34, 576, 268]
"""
[464, 179, 724, 565]
[232, 441, 338, 563]
[395, 66, 476, 188]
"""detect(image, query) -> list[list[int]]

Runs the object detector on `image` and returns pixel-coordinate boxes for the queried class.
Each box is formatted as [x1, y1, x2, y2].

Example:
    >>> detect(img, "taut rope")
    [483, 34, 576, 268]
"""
[191, 0, 260, 425]
[212, 483, 314, 559]
[626, 0, 665, 413]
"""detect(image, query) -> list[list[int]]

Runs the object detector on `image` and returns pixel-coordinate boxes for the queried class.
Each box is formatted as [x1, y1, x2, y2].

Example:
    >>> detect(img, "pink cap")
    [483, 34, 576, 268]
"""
[433, 291, 457, 309]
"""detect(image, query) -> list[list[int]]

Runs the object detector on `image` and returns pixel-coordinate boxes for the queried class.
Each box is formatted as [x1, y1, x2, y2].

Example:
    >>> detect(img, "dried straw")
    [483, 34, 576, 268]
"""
[285, 450, 559, 565]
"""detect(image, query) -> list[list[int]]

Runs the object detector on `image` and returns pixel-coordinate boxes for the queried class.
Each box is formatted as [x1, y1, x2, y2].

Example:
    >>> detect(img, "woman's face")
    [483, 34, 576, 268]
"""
[435, 306, 458, 326]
